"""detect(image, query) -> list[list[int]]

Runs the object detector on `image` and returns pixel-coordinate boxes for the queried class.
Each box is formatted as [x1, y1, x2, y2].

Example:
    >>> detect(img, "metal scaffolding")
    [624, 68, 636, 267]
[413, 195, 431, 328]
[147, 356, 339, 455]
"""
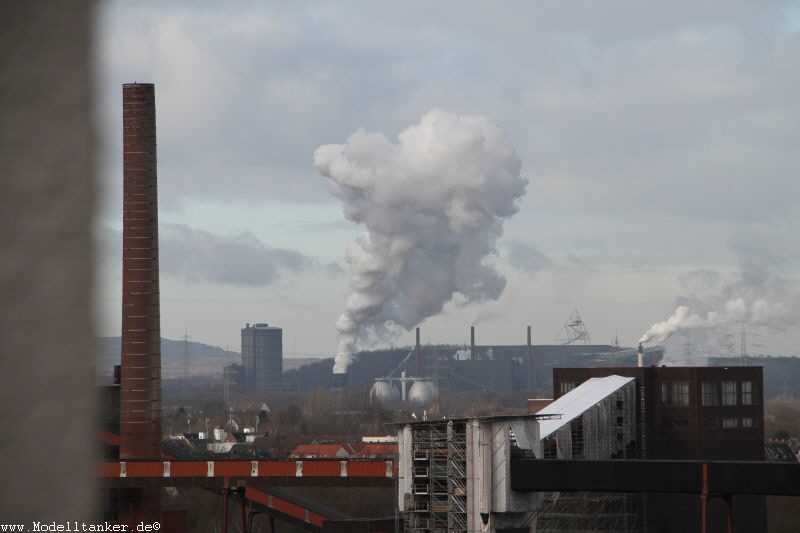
[405, 420, 467, 533]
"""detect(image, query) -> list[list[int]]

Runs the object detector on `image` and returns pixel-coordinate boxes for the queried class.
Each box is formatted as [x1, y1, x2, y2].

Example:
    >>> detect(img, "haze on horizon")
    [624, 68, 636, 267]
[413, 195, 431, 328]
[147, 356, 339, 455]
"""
[95, 1, 800, 362]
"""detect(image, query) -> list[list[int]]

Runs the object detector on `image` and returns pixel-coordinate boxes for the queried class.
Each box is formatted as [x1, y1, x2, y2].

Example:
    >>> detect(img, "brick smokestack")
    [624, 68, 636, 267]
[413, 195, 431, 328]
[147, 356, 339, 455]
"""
[120, 83, 162, 460]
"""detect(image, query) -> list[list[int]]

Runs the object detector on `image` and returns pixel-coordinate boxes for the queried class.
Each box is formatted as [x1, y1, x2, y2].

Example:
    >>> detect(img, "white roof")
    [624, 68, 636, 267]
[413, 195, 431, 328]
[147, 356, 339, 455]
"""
[537, 375, 635, 439]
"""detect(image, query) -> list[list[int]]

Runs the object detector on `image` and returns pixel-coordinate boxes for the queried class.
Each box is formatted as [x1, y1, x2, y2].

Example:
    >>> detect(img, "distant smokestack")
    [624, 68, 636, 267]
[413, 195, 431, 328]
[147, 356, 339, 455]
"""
[470, 325, 476, 361]
[120, 83, 161, 460]
[415, 327, 421, 376]
[637, 342, 644, 368]
[527, 325, 533, 389]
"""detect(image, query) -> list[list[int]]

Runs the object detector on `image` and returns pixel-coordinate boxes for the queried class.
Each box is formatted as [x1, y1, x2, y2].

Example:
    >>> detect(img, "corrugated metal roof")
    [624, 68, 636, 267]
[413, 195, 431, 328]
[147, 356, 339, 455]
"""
[537, 375, 634, 439]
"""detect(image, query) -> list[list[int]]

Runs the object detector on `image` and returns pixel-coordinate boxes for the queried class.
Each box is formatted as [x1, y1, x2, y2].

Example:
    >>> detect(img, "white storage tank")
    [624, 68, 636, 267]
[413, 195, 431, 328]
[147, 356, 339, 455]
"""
[370, 379, 401, 403]
[408, 379, 437, 404]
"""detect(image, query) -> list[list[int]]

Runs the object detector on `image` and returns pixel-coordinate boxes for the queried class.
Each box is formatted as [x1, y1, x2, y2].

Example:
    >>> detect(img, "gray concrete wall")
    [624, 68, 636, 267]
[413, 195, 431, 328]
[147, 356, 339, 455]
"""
[0, 1, 96, 522]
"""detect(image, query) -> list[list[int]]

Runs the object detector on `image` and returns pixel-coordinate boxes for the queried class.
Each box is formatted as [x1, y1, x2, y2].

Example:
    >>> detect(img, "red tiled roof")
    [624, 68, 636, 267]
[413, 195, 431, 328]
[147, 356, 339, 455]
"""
[358, 443, 397, 458]
[290, 444, 348, 458]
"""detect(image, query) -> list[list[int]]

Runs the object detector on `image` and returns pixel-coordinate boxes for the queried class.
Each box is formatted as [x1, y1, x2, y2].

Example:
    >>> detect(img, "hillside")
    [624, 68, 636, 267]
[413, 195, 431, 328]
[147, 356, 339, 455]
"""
[96, 337, 322, 378]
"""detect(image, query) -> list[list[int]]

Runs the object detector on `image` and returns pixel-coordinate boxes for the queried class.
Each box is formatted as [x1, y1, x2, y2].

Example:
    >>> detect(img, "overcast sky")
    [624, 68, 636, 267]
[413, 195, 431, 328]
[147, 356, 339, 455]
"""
[94, 1, 800, 361]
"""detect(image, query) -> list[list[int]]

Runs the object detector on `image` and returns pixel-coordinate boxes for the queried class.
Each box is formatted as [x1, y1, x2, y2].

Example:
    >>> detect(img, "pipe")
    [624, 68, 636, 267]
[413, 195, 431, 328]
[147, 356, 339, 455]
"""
[724, 494, 733, 533]
[700, 463, 708, 533]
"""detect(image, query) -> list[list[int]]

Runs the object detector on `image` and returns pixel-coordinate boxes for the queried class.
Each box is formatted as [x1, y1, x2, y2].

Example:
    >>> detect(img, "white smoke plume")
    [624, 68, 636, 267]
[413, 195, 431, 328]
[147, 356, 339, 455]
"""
[639, 229, 800, 350]
[314, 109, 527, 374]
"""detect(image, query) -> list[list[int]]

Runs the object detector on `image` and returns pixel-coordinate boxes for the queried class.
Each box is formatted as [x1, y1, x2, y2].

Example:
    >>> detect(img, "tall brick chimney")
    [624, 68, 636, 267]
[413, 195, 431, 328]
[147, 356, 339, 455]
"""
[119, 83, 161, 460]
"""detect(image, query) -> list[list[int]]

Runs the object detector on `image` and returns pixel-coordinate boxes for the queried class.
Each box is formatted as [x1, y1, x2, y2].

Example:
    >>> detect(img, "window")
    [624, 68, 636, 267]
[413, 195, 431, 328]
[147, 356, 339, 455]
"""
[560, 382, 576, 396]
[662, 418, 690, 429]
[701, 382, 718, 406]
[661, 382, 690, 406]
[742, 417, 754, 428]
[722, 417, 738, 429]
[741, 381, 754, 405]
[722, 381, 737, 406]
[674, 382, 689, 406]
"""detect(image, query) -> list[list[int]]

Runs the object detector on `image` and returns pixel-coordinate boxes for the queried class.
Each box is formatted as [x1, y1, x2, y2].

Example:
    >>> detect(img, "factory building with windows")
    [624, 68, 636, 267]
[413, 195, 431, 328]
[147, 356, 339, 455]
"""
[552, 365, 766, 532]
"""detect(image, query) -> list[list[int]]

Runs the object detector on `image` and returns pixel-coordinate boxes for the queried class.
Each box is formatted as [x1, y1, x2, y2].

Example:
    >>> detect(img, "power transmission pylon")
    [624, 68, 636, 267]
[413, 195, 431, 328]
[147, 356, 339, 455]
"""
[181, 329, 191, 396]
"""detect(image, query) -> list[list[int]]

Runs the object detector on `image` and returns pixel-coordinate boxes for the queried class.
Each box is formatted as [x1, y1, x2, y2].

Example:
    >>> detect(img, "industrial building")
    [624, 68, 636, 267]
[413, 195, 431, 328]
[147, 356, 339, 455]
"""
[535, 376, 642, 532]
[553, 366, 764, 461]
[552, 366, 766, 533]
[396, 365, 768, 533]
[241, 322, 283, 391]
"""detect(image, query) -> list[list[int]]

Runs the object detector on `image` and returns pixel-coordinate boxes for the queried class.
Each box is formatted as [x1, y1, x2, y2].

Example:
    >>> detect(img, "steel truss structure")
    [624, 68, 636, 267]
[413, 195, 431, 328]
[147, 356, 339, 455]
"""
[405, 420, 467, 533]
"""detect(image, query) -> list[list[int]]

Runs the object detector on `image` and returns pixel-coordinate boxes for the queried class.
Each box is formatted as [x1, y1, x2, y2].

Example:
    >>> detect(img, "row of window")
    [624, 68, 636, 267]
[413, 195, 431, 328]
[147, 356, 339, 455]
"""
[661, 380, 756, 406]
[559, 380, 757, 406]
[701, 381, 754, 406]
[716, 416, 757, 429]
[661, 416, 758, 429]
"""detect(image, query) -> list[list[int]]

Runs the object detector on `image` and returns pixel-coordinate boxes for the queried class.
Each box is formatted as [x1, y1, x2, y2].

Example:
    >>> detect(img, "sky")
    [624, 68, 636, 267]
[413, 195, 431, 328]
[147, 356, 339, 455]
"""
[94, 1, 800, 362]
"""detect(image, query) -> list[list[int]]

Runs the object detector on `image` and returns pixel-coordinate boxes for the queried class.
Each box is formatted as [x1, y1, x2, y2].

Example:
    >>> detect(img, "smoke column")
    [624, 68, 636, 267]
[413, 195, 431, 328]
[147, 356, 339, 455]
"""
[314, 109, 527, 374]
[639, 230, 799, 349]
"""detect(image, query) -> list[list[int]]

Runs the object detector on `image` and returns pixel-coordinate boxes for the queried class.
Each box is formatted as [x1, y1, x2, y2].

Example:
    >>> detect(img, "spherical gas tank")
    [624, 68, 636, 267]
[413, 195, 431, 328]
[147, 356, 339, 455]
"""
[370, 379, 400, 403]
[408, 379, 435, 404]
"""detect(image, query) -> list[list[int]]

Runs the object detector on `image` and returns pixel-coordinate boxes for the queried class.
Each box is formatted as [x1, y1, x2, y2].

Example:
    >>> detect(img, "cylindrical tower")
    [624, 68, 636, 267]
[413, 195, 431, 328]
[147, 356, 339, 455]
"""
[470, 325, 475, 360]
[527, 324, 533, 389]
[415, 327, 421, 375]
[119, 83, 162, 460]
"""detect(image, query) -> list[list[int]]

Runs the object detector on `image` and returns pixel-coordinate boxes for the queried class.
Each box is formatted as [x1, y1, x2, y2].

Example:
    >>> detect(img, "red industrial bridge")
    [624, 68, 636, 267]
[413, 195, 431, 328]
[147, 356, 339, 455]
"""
[99, 457, 395, 531]
[99, 458, 395, 488]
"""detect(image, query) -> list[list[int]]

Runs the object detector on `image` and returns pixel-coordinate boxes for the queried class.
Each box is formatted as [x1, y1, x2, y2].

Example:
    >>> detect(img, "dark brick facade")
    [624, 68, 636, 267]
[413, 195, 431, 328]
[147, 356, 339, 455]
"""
[553, 366, 765, 533]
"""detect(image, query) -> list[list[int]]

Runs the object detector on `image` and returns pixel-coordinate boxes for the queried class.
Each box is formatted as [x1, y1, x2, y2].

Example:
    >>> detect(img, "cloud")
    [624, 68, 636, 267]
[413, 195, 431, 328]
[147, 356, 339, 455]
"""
[100, 224, 340, 287]
[506, 241, 550, 274]
[97, 1, 800, 238]
[677, 268, 721, 290]
[565, 250, 589, 267]
[159, 224, 313, 286]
